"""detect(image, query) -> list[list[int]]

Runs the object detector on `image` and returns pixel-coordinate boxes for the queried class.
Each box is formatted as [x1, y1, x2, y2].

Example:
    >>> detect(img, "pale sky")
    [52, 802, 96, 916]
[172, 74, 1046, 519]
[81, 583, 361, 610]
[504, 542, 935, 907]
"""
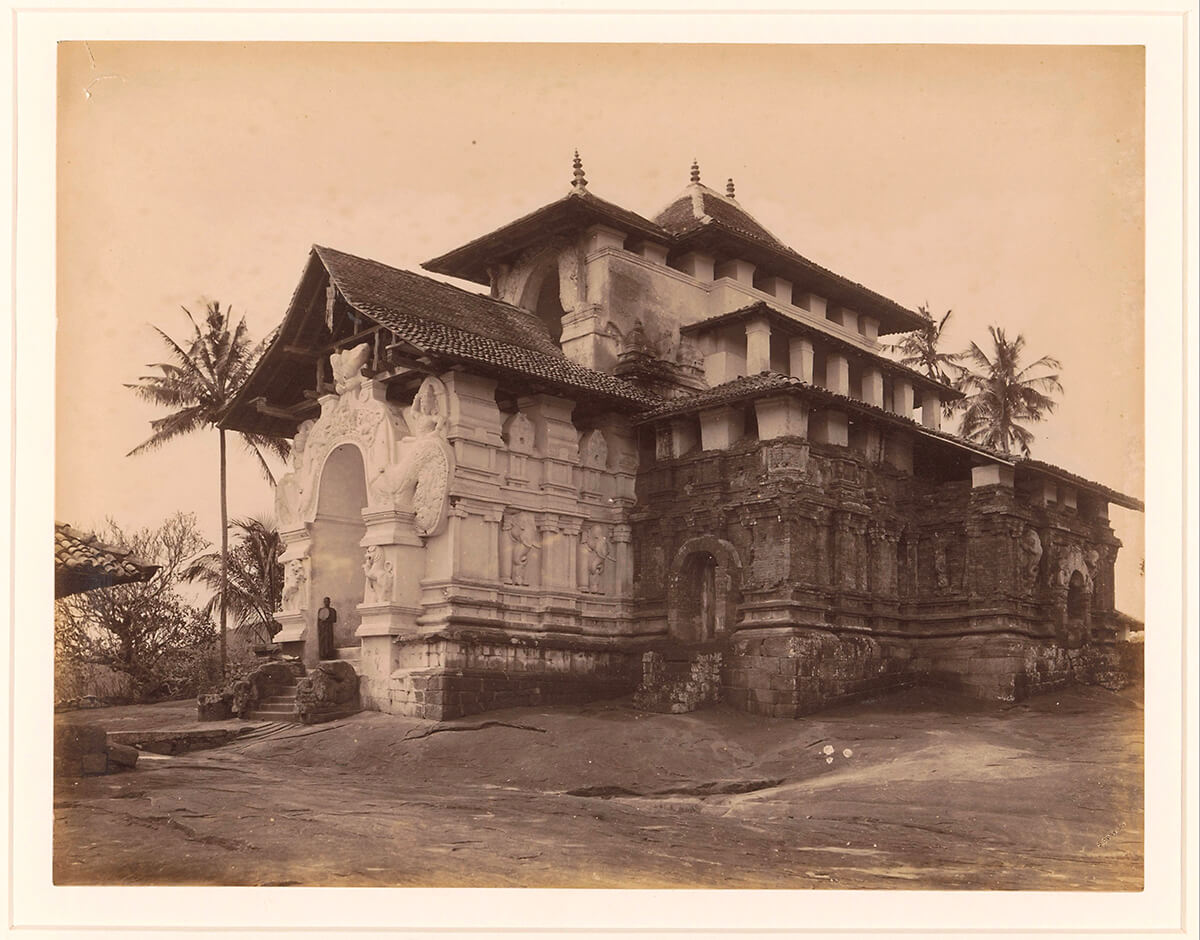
[55, 42, 1145, 613]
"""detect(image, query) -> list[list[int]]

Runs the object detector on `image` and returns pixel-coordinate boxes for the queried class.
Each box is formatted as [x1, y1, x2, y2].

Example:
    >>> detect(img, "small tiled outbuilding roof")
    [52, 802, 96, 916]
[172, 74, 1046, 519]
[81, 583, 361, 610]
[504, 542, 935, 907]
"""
[680, 301, 963, 402]
[54, 523, 159, 598]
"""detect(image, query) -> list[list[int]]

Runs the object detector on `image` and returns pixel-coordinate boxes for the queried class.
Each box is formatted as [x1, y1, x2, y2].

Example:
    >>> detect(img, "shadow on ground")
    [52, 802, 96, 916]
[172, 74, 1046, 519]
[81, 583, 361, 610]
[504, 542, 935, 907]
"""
[53, 683, 1143, 889]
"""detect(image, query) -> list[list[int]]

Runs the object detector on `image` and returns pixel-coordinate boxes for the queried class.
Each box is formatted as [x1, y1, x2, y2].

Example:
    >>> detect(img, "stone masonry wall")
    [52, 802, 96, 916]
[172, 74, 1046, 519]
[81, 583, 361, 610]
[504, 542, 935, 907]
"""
[386, 633, 637, 720]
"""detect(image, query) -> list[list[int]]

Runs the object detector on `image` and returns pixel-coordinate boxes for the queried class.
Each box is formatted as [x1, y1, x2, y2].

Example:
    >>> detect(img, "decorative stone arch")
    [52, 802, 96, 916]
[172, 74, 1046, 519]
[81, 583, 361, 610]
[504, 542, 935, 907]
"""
[1051, 541, 1093, 649]
[495, 241, 581, 346]
[667, 536, 743, 643]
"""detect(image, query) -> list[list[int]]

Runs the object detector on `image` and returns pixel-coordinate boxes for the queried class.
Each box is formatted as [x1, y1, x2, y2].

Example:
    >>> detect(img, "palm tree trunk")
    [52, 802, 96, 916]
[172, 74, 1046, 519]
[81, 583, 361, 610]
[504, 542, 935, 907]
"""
[218, 427, 229, 677]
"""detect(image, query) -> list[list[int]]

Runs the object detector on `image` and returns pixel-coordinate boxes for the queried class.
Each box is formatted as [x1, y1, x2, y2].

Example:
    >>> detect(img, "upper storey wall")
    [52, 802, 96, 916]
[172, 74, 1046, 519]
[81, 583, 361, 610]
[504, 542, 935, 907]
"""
[487, 225, 888, 377]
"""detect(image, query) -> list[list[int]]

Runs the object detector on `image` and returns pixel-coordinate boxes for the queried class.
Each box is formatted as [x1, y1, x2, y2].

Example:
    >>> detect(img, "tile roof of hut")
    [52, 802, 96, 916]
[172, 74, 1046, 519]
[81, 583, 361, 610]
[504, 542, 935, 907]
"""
[54, 523, 159, 598]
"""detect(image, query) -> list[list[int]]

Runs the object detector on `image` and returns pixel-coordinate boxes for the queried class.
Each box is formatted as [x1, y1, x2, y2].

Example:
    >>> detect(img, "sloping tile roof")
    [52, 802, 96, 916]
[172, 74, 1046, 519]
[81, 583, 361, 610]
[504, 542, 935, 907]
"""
[635, 372, 1143, 510]
[680, 301, 963, 401]
[1015, 459, 1144, 512]
[654, 184, 786, 248]
[422, 188, 671, 286]
[54, 523, 159, 597]
[318, 246, 661, 409]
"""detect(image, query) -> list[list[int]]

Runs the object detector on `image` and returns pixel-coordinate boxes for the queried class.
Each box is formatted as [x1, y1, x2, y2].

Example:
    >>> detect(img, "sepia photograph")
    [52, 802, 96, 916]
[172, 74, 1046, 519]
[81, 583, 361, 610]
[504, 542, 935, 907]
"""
[8, 14, 1188, 931]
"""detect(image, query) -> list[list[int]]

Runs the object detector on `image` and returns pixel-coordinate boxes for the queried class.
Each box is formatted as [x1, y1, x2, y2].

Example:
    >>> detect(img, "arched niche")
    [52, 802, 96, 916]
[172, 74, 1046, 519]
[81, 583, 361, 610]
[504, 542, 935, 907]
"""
[667, 536, 742, 643]
[307, 443, 369, 662]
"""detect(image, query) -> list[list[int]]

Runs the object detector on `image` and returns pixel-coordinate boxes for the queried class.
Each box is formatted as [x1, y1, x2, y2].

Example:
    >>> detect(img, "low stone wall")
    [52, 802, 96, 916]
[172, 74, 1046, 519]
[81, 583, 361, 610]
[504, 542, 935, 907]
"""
[724, 629, 915, 718]
[724, 626, 1143, 715]
[633, 649, 723, 714]
[385, 633, 638, 720]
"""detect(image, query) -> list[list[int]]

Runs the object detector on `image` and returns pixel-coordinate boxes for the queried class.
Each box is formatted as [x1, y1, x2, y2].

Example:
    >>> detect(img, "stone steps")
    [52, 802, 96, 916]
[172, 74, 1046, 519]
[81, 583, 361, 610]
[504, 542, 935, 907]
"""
[246, 681, 300, 721]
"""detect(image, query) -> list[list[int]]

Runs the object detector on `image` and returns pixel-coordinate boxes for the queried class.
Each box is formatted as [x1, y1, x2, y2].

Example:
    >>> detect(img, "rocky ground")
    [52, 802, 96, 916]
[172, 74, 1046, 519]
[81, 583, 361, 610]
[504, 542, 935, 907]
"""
[53, 683, 1143, 889]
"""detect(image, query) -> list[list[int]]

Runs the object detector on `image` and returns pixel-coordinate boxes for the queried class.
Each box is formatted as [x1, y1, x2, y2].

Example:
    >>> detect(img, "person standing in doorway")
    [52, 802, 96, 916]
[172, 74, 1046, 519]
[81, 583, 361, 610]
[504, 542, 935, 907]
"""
[317, 596, 337, 660]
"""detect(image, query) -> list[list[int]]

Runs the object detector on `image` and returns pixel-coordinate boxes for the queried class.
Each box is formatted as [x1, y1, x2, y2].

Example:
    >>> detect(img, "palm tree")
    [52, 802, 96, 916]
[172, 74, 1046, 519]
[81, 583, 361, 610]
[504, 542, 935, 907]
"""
[181, 516, 283, 647]
[126, 301, 288, 675]
[955, 325, 1063, 457]
[884, 304, 962, 386]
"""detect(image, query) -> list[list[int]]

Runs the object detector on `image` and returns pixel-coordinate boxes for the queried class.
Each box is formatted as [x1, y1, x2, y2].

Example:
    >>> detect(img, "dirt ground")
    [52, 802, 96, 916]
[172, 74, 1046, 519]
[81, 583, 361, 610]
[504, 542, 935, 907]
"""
[53, 683, 1144, 889]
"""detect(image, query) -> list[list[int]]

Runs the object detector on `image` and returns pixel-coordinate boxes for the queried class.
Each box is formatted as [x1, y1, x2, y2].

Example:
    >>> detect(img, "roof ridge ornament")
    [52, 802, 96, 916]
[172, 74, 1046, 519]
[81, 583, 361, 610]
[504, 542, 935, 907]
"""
[690, 159, 701, 184]
[726, 178, 736, 198]
[571, 150, 588, 191]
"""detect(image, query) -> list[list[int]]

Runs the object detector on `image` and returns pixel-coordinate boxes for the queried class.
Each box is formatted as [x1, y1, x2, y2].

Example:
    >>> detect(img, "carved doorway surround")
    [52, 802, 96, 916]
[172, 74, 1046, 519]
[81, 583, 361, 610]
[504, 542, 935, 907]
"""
[667, 536, 742, 643]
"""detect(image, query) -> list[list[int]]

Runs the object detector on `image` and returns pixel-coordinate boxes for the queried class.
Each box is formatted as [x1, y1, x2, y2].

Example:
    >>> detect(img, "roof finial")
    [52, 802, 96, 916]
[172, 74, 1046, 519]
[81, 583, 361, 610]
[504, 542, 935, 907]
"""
[690, 159, 701, 184]
[572, 149, 588, 190]
[726, 177, 736, 198]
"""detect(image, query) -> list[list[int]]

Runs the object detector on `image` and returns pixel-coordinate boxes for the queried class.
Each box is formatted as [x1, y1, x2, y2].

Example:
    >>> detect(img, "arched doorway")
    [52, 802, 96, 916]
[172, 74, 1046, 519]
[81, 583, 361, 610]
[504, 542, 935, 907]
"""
[678, 552, 718, 643]
[1067, 570, 1088, 620]
[307, 443, 368, 664]
[667, 537, 742, 644]
[533, 267, 565, 345]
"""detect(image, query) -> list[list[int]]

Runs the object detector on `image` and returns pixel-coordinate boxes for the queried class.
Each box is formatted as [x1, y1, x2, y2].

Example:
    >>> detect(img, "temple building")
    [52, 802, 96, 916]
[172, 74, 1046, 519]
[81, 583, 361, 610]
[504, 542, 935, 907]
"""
[221, 157, 1143, 720]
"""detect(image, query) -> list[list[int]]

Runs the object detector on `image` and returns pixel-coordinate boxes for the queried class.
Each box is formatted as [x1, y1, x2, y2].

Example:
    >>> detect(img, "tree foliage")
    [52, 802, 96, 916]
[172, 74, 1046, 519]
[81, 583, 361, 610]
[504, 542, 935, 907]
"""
[55, 513, 215, 699]
[954, 325, 1063, 457]
[883, 304, 963, 386]
[181, 515, 283, 647]
[125, 300, 289, 675]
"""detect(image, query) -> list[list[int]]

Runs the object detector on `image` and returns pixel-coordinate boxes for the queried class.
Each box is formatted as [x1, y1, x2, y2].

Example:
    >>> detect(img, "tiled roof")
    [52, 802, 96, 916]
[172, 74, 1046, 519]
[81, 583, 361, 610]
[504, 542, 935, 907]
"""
[317, 245, 562, 358]
[1015, 459, 1144, 512]
[635, 372, 1143, 509]
[654, 184, 785, 248]
[422, 188, 670, 285]
[680, 301, 963, 400]
[318, 246, 661, 409]
[54, 523, 159, 597]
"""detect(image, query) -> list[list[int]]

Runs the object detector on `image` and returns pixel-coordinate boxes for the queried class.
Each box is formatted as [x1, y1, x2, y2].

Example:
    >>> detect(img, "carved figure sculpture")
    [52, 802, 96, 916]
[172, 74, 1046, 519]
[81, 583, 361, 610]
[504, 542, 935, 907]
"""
[580, 430, 608, 470]
[503, 412, 535, 455]
[362, 545, 394, 604]
[369, 376, 452, 536]
[1085, 547, 1101, 581]
[1019, 527, 1043, 587]
[582, 523, 613, 594]
[933, 537, 950, 592]
[502, 511, 540, 586]
[331, 343, 371, 394]
[275, 419, 317, 527]
[281, 559, 307, 611]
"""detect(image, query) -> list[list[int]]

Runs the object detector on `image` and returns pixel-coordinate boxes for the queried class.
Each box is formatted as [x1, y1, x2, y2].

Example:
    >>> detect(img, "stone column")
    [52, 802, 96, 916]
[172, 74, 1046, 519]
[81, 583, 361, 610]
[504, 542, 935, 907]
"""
[671, 417, 699, 457]
[921, 393, 942, 431]
[971, 465, 1015, 489]
[795, 292, 827, 319]
[861, 366, 884, 408]
[892, 378, 914, 416]
[275, 525, 313, 656]
[639, 242, 669, 265]
[759, 276, 792, 302]
[613, 523, 633, 598]
[699, 405, 745, 451]
[677, 251, 716, 282]
[884, 431, 914, 473]
[755, 396, 808, 440]
[356, 509, 426, 638]
[834, 307, 859, 333]
[826, 352, 850, 396]
[715, 258, 756, 284]
[745, 315, 772, 375]
[789, 336, 814, 383]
